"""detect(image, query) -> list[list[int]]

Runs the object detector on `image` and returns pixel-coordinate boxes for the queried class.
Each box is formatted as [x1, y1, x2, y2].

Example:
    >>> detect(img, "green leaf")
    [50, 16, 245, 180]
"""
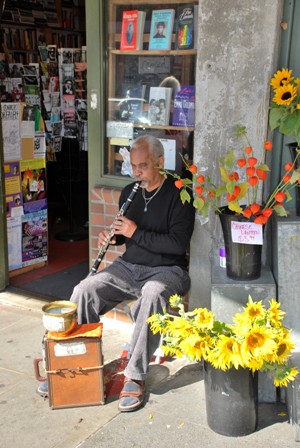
[219, 166, 229, 183]
[228, 201, 243, 214]
[289, 170, 300, 184]
[235, 124, 246, 138]
[279, 113, 299, 136]
[180, 189, 191, 204]
[215, 184, 227, 199]
[273, 205, 288, 217]
[223, 149, 235, 169]
[256, 164, 270, 171]
[285, 189, 293, 203]
[236, 182, 249, 200]
[226, 180, 236, 194]
[182, 178, 193, 185]
[193, 196, 205, 211]
[201, 202, 210, 217]
[269, 107, 288, 130]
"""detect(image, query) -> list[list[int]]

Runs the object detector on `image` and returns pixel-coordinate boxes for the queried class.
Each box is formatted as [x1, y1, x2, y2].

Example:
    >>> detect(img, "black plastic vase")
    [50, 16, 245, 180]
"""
[287, 142, 300, 216]
[218, 208, 263, 280]
[203, 361, 258, 437]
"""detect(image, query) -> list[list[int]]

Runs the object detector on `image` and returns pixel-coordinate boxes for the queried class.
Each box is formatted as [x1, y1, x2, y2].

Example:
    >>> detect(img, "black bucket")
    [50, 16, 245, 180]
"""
[218, 209, 263, 280]
[203, 361, 258, 437]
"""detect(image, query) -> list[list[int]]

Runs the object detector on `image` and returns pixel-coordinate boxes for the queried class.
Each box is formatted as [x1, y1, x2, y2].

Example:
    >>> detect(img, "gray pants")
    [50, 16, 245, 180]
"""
[70, 258, 191, 381]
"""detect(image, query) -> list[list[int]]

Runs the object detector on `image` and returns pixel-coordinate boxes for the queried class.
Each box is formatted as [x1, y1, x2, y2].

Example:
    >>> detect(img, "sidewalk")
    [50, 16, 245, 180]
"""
[0, 288, 299, 448]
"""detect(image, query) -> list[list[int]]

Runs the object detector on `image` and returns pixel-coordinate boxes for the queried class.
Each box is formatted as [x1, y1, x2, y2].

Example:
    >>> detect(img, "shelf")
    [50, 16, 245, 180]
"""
[110, 49, 197, 56]
[110, 0, 197, 5]
[105, 0, 197, 176]
[133, 124, 194, 132]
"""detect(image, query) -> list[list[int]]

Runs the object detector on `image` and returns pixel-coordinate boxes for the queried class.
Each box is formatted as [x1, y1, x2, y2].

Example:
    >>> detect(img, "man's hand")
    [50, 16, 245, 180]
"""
[98, 230, 115, 247]
[113, 216, 137, 238]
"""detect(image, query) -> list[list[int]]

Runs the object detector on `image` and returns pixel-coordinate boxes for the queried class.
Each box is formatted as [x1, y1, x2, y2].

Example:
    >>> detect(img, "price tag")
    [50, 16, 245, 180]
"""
[54, 342, 87, 357]
[231, 221, 263, 245]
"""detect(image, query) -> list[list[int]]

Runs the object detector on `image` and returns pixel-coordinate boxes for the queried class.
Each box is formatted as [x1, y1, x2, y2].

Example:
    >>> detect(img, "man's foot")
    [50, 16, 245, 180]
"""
[37, 381, 48, 397]
[118, 377, 145, 412]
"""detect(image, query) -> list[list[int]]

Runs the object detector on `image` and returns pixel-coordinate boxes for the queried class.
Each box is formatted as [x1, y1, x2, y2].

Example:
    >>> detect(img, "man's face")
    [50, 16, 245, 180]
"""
[157, 25, 164, 35]
[130, 144, 163, 189]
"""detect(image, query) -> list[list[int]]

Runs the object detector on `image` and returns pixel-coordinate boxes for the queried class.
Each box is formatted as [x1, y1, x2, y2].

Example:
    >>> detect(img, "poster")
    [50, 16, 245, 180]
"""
[34, 132, 46, 158]
[4, 161, 23, 217]
[7, 217, 22, 271]
[21, 209, 48, 266]
[1, 102, 21, 161]
[20, 158, 47, 214]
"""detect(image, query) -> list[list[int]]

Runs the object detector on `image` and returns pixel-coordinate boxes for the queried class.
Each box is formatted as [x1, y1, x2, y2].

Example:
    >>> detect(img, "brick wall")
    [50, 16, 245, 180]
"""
[90, 185, 132, 324]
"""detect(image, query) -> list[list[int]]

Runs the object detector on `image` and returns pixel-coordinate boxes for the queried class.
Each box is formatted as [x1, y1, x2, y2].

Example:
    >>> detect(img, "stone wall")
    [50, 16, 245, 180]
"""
[189, 0, 284, 310]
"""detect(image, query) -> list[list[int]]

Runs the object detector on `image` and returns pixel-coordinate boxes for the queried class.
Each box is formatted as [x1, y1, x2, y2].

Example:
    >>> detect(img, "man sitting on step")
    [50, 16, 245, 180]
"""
[39, 135, 195, 412]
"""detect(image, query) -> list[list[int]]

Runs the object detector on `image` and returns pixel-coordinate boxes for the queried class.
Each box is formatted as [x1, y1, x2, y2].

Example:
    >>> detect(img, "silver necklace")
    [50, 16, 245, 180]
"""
[142, 180, 165, 212]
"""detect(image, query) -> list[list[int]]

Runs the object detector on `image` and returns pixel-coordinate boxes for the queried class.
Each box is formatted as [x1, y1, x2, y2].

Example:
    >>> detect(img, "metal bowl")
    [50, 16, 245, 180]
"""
[42, 301, 77, 337]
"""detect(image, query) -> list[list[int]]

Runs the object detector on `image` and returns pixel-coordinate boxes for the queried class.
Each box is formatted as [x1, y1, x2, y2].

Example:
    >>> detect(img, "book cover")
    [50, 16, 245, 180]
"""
[116, 83, 146, 123]
[148, 86, 172, 126]
[120, 10, 146, 50]
[149, 9, 175, 51]
[172, 85, 195, 127]
[175, 5, 194, 50]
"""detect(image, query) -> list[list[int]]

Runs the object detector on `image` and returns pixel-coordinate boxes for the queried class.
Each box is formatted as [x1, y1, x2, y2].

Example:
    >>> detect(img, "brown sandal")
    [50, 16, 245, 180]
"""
[118, 378, 145, 412]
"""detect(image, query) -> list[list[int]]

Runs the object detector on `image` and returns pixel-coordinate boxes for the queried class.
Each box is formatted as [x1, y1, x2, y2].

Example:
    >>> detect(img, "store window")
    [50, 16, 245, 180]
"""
[104, 0, 197, 181]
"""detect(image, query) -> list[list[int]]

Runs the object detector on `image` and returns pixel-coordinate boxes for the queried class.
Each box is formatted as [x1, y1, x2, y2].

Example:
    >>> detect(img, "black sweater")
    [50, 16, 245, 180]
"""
[117, 177, 195, 269]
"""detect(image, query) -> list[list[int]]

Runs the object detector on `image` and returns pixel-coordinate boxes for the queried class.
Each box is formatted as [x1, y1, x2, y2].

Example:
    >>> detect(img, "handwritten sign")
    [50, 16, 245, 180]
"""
[106, 121, 133, 139]
[231, 221, 263, 245]
[138, 56, 171, 74]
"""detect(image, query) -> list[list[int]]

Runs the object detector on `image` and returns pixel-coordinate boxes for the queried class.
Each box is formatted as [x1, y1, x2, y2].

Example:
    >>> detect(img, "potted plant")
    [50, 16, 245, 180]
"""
[162, 68, 300, 279]
[148, 294, 298, 437]
[162, 123, 300, 279]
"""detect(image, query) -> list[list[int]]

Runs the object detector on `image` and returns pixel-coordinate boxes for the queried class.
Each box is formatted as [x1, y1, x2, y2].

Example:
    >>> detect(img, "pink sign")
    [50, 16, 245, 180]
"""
[231, 221, 263, 245]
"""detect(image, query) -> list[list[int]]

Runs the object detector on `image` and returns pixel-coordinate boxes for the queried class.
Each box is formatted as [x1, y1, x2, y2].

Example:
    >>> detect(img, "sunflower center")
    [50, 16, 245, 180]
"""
[282, 92, 292, 100]
[280, 77, 288, 86]
[248, 333, 264, 347]
[277, 343, 287, 357]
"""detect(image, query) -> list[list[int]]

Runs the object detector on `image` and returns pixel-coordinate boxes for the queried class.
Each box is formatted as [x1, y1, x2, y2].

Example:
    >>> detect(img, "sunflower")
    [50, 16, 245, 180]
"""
[147, 313, 168, 334]
[273, 84, 298, 106]
[161, 340, 184, 358]
[274, 366, 299, 388]
[267, 299, 285, 326]
[148, 295, 299, 387]
[235, 298, 265, 321]
[275, 337, 295, 363]
[241, 327, 277, 358]
[207, 335, 245, 370]
[165, 317, 197, 339]
[247, 356, 265, 372]
[193, 307, 215, 330]
[270, 68, 294, 90]
[180, 334, 211, 361]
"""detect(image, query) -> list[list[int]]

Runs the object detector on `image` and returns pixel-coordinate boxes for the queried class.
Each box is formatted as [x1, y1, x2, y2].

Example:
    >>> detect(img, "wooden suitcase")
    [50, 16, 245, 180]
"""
[44, 324, 105, 409]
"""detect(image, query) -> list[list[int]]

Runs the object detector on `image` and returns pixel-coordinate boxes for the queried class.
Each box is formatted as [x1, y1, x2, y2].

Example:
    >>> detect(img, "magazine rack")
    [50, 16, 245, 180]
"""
[105, 0, 198, 176]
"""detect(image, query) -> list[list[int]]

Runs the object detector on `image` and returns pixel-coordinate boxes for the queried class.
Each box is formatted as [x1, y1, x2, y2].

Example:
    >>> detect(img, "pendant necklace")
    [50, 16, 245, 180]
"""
[142, 179, 165, 212]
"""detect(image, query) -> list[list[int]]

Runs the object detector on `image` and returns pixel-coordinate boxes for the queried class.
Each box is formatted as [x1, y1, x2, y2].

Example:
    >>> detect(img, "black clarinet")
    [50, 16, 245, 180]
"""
[87, 181, 140, 277]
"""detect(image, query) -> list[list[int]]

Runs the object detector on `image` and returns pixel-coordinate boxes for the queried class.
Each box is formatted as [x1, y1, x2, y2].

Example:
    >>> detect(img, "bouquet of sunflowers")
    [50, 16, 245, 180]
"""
[148, 295, 298, 387]
[269, 67, 300, 144]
